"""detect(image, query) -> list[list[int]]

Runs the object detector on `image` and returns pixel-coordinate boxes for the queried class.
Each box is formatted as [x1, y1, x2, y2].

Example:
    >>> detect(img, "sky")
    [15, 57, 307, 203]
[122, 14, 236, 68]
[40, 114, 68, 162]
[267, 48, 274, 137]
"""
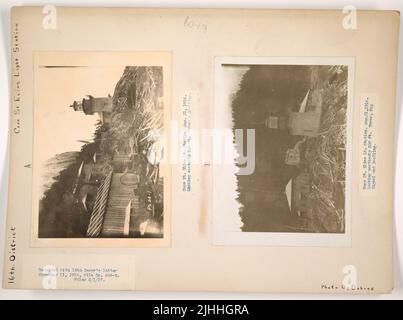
[35, 65, 125, 164]
[215, 65, 249, 232]
[32, 51, 171, 207]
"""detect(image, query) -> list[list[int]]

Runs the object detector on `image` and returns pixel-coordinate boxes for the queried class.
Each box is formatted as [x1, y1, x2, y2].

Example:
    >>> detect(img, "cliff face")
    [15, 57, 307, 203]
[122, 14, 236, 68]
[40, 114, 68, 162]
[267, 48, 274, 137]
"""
[41, 151, 80, 192]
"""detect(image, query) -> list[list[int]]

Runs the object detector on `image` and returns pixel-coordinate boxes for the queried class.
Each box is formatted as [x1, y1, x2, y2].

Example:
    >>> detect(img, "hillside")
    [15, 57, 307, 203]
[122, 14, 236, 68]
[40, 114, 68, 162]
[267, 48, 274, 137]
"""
[41, 152, 80, 193]
[232, 65, 347, 233]
[39, 67, 165, 238]
[100, 66, 165, 222]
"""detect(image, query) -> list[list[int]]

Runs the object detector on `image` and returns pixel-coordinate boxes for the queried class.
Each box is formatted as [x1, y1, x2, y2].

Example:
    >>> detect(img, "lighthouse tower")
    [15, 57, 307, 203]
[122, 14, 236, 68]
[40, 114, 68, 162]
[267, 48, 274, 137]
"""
[70, 95, 113, 123]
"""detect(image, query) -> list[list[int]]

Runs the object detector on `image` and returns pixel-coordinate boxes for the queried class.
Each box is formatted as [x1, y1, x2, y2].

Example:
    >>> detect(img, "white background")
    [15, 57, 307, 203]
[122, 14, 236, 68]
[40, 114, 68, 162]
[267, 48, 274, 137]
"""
[0, 0, 402, 300]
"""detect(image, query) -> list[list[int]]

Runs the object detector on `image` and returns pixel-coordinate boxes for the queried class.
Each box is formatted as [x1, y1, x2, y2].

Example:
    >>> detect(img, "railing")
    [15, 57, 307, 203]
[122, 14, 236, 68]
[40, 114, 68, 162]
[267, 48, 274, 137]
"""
[86, 166, 113, 237]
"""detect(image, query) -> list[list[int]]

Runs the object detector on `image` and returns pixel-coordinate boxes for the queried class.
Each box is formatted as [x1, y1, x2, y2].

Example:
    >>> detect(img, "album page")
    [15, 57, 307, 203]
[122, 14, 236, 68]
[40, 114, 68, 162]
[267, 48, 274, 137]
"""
[3, 7, 399, 293]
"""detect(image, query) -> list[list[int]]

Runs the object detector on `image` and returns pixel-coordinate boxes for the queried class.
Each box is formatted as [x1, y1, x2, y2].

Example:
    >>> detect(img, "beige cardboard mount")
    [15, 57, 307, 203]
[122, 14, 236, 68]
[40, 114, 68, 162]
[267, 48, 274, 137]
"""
[3, 7, 399, 293]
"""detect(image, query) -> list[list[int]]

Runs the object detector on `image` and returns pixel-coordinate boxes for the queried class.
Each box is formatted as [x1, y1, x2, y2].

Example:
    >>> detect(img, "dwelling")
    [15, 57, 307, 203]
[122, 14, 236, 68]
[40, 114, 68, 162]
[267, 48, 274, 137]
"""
[286, 172, 311, 217]
[73, 160, 106, 212]
[285, 147, 300, 166]
[70, 95, 113, 124]
[265, 89, 323, 137]
[287, 89, 322, 137]
[285, 138, 306, 166]
[72, 151, 162, 237]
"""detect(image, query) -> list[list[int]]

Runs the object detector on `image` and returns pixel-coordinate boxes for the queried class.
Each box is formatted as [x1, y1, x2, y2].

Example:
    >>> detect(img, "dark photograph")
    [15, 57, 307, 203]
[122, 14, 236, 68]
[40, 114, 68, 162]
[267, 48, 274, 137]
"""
[35, 55, 166, 240]
[227, 64, 349, 234]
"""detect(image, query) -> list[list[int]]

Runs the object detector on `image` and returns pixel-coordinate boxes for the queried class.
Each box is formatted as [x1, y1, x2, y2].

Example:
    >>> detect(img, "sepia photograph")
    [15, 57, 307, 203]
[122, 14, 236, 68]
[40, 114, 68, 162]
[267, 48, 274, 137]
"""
[213, 57, 354, 246]
[1, 4, 399, 296]
[32, 52, 171, 245]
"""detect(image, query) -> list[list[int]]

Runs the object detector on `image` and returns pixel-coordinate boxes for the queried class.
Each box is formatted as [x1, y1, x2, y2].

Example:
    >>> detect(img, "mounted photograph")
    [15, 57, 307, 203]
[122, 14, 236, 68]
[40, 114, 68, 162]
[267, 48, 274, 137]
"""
[31, 52, 171, 247]
[213, 57, 354, 246]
